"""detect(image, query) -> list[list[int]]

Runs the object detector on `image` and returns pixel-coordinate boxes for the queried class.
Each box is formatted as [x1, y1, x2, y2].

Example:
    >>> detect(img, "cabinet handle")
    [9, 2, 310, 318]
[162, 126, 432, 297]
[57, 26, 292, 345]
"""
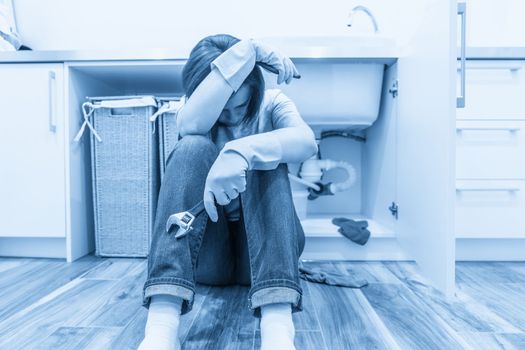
[457, 64, 522, 72]
[48, 71, 57, 133]
[456, 127, 521, 132]
[457, 2, 467, 108]
[456, 187, 520, 192]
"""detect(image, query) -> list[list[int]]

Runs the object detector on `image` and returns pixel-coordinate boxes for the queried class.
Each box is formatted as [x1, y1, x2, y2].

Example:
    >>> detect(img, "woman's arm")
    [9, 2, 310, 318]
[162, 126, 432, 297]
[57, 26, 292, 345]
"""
[222, 127, 318, 171]
[177, 68, 233, 137]
[221, 90, 318, 170]
[178, 39, 257, 137]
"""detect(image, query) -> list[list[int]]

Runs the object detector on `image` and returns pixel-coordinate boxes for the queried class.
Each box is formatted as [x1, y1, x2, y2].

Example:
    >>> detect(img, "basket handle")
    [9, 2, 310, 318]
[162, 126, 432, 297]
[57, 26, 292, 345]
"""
[149, 100, 185, 135]
[73, 102, 103, 142]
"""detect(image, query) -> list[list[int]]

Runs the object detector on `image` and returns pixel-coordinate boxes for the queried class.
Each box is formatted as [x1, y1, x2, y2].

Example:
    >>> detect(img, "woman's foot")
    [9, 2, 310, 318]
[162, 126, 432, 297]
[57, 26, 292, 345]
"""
[260, 302, 296, 350]
[137, 294, 183, 350]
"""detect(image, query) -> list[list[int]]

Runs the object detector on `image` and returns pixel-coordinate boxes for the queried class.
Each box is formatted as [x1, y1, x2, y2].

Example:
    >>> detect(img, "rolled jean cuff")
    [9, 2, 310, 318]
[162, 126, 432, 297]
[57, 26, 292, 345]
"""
[142, 278, 195, 315]
[248, 281, 303, 318]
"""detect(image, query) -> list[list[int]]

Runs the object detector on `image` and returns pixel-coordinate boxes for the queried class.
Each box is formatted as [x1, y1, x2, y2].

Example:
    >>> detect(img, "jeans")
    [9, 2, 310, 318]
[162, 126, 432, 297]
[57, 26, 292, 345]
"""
[142, 134, 306, 318]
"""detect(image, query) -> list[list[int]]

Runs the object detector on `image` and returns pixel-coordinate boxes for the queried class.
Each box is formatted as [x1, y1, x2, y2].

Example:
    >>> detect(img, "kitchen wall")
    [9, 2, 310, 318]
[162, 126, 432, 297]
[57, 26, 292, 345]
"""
[13, 0, 432, 52]
[462, 0, 525, 47]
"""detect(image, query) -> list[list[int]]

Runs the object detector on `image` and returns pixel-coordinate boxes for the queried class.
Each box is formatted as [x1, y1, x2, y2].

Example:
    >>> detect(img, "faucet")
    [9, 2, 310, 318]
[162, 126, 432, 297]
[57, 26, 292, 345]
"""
[347, 5, 379, 34]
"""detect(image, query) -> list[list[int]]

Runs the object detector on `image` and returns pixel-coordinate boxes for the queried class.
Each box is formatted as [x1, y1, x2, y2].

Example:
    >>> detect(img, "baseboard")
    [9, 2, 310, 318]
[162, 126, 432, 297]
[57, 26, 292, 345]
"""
[301, 236, 412, 260]
[0, 237, 66, 259]
[456, 238, 525, 261]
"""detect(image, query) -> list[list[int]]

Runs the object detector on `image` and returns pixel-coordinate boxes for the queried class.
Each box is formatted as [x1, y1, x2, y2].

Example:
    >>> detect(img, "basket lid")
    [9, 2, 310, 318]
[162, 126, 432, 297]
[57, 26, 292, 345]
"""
[86, 95, 157, 108]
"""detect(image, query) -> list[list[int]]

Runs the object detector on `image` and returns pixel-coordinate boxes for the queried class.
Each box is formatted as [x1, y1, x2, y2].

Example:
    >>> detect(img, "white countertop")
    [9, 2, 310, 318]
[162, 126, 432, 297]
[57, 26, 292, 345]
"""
[0, 47, 397, 64]
[0, 46, 523, 63]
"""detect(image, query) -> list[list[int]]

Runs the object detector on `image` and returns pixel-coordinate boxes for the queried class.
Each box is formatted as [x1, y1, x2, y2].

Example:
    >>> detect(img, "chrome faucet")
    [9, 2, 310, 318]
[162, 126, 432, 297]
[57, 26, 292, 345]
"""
[347, 5, 379, 34]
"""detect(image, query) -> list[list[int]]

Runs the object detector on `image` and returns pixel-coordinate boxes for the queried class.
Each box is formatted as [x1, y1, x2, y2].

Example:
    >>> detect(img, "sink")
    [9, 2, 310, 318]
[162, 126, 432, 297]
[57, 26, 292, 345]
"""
[256, 35, 398, 128]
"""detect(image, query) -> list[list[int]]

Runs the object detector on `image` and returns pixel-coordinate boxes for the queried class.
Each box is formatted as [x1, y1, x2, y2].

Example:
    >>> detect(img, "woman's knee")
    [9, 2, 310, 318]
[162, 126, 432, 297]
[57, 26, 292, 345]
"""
[178, 134, 215, 147]
[166, 134, 218, 165]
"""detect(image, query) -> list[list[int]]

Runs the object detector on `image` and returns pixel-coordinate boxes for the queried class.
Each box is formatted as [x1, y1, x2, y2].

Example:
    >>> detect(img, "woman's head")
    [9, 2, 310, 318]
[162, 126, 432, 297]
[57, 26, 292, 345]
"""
[182, 34, 265, 127]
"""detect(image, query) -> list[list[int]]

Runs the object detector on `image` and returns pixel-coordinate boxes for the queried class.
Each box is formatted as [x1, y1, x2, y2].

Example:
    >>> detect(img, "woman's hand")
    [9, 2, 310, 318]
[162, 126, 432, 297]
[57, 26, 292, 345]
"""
[251, 39, 300, 85]
[203, 150, 249, 222]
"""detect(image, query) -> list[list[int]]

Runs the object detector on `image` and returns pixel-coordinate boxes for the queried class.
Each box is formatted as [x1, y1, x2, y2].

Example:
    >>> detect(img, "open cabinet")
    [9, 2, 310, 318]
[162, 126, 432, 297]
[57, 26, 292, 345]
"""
[395, 0, 457, 297]
[265, 0, 458, 298]
[271, 60, 403, 262]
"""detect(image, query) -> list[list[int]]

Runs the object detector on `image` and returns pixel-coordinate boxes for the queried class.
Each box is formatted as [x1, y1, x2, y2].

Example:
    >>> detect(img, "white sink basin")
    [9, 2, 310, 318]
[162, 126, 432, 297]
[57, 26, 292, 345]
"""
[256, 35, 398, 128]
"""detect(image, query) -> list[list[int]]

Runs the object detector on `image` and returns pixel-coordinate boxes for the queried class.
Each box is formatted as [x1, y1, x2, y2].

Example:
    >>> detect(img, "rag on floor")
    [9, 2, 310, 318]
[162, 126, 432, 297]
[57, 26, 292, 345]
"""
[298, 262, 368, 288]
[331, 217, 371, 246]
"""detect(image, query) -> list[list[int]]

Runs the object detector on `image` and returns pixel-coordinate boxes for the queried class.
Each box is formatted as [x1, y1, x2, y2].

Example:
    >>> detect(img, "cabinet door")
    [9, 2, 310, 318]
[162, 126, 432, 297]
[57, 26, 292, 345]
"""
[396, 1, 457, 297]
[0, 64, 66, 237]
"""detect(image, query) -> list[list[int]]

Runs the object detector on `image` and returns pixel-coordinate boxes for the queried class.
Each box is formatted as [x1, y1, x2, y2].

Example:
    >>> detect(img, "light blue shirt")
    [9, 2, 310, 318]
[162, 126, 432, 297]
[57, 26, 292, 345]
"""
[178, 88, 311, 221]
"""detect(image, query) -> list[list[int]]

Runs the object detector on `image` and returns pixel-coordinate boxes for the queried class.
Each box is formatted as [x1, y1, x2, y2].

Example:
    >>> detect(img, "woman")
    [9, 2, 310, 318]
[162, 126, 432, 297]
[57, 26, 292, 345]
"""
[139, 34, 318, 350]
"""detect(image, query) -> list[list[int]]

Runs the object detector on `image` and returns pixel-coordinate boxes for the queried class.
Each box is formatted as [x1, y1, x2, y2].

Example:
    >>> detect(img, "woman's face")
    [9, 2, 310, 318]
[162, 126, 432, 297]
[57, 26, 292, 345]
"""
[218, 84, 251, 127]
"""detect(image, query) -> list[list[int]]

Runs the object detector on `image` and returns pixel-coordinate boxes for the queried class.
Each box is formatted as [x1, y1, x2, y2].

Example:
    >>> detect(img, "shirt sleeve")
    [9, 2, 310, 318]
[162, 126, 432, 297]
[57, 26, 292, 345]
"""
[210, 39, 257, 93]
[221, 90, 317, 171]
[270, 90, 310, 130]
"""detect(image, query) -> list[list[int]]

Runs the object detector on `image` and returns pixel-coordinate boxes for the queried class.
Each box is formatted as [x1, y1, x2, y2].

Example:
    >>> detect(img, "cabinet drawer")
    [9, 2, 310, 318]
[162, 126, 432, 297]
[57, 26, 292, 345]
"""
[457, 60, 525, 119]
[456, 180, 525, 238]
[456, 120, 525, 179]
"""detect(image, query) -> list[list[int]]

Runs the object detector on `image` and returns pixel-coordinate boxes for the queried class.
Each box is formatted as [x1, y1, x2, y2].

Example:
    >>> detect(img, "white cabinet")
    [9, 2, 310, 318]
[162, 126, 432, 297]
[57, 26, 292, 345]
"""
[395, 0, 457, 297]
[456, 60, 525, 119]
[456, 60, 525, 259]
[456, 179, 525, 238]
[0, 64, 66, 238]
[456, 120, 525, 179]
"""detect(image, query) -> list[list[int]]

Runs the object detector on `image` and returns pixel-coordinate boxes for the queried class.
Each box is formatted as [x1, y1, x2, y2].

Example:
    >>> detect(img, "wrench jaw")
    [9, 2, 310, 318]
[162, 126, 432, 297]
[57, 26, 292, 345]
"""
[175, 226, 193, 238]
[165, 211, 196, 239]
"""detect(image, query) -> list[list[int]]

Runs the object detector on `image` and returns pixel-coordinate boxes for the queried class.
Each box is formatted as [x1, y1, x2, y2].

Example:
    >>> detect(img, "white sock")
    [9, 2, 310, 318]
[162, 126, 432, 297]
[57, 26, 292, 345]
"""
[137, 294, 183, 350]
[260, 303, 296, 350]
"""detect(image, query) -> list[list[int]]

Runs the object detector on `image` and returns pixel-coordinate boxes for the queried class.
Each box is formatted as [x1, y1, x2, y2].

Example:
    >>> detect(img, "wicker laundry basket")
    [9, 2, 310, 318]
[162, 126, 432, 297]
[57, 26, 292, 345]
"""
[74, 95, 160, 257]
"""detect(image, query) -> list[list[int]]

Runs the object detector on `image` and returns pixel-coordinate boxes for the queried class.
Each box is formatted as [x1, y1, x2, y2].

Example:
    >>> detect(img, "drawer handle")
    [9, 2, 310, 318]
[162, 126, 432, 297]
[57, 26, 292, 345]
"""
[456, 65, 522, 72]
[456, 127, 520, 132]
[456, 187, 520, 192]
[456, 2, 466, 108]
[48, 71, 57, 133]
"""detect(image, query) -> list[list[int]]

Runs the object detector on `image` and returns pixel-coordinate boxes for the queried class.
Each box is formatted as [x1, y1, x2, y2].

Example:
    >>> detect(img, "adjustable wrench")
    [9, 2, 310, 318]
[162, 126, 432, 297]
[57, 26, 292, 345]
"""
[165, 200, 207, 239]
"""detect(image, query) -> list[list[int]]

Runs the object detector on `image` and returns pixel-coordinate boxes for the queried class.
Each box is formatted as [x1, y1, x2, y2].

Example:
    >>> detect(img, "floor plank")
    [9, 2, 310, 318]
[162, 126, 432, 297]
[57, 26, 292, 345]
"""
[0, 279, 115, 350]
[307, 262, 400, 350]
[75, 260, 147, 327]
[35, 327, 122, 350]
[183, 285, 256, 350]
[0, 257, 34, 274]
[0, 255, 105, 321]
[361, 282, 472, 349]
[456, 262, 525, 286]
[333, 261, 402, 284]
[384, 261, 520, 333]
[79, 258, 145, 280]
[254, 330, 326, 350]
[457, 282, 525, 332]
[459, 332, 525, 350]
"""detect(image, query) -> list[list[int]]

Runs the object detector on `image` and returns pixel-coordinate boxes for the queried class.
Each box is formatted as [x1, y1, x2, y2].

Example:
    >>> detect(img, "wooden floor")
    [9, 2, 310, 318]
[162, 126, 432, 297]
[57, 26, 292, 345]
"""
[1, 255, 525, 350]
